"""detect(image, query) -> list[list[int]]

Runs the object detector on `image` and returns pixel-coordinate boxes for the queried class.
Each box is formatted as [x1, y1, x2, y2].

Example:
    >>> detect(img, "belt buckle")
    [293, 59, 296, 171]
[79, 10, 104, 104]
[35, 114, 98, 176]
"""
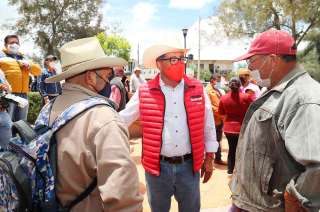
[173, 155, 184, 164]
[181, 155, 185, 163]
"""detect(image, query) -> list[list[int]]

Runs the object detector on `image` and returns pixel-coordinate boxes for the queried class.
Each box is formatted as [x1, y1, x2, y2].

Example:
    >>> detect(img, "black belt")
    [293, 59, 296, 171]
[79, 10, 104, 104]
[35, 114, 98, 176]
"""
[160, 153, 192, 164]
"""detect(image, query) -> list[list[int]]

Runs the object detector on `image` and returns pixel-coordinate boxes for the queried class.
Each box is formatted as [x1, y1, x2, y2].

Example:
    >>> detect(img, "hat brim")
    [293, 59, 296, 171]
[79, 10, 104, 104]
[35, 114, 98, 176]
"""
[233, 52, 255, 62]
[45, 55, 57, 61]
[143, 45, 189, 69]
[46, 56, 127, 83]
[134, 68, 142, 72]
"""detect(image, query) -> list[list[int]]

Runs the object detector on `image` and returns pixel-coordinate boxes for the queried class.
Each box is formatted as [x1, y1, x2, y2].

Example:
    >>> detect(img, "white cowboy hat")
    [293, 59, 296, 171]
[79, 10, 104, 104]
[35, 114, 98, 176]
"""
[46, 37, 127, 83]
[143, 45, 188, 69]
[133, 66, 142, 72]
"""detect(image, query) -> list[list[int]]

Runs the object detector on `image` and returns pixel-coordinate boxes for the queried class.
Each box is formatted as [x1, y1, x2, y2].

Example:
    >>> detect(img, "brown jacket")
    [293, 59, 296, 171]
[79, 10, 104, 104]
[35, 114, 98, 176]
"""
[205, 84, 223, 126]
[49, 83, 143, 212]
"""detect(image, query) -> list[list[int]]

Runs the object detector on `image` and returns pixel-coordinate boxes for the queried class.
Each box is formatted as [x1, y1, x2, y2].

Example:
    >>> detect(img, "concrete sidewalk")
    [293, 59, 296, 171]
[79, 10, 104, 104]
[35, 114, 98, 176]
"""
[130, 137, 232, 212]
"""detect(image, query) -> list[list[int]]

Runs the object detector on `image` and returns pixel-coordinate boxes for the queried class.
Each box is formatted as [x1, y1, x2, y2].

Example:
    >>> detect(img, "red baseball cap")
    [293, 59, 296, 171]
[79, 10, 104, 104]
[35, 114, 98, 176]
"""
[234, 29, 297, 62]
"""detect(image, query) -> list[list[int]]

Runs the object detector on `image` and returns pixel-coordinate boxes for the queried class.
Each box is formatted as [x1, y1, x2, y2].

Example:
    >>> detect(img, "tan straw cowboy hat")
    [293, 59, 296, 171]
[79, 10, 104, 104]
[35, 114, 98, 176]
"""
[46, 37, 127, 83]
[143, 45, 188, 69]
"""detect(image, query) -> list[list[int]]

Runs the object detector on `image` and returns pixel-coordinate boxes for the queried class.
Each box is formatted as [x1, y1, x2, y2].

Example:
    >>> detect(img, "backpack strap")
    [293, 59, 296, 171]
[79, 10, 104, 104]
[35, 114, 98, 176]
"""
[46, 97, 113, 211]
[50, 97, 113, 132]
[11, 120, 37, 143]
[62, 177, 97, 211]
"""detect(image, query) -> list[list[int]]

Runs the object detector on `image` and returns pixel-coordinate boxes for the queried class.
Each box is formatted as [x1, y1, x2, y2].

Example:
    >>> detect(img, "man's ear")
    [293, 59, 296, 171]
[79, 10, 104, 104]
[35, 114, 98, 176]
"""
[85, 71, 95, 85]
[156, 61, 161, 70]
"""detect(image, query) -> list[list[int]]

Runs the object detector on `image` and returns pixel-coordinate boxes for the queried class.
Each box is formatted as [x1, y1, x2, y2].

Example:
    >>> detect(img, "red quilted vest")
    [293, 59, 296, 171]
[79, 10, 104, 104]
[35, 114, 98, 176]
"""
[139, 74, 205, 176]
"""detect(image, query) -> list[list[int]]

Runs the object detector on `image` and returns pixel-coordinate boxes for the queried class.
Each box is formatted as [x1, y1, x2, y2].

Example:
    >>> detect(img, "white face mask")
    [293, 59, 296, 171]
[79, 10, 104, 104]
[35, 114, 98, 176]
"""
[249, 56, 275, 88]
[250, 70, 271, 88]
[7, 43, 20, 54]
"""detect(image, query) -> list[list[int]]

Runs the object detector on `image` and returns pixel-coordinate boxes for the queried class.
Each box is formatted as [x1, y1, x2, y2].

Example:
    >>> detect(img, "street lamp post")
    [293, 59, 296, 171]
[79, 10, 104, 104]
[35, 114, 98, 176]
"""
[182, 28, 188, 73]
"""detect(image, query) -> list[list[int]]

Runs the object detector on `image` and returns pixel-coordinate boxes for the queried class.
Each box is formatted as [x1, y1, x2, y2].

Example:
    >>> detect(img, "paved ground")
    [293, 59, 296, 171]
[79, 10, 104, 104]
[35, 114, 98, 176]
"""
[130, 137, 232, 212]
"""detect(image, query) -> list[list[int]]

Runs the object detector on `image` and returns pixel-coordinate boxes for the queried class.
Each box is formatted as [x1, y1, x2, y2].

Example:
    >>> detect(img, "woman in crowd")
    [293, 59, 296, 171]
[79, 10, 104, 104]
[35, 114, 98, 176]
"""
[218, 77, 253, 174]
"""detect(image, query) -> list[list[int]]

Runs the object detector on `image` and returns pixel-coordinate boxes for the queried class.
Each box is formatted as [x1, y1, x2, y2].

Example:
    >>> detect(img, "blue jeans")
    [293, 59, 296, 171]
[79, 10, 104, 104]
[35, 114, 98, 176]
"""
[0, 111, 12, 147]
[145, 159, 200, 212]
[8, 93, 29, 122]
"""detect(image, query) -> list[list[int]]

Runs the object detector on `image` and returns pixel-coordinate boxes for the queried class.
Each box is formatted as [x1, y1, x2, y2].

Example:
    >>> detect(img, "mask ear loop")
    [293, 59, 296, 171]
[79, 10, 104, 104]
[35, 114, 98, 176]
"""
[266, 56, 277, 84]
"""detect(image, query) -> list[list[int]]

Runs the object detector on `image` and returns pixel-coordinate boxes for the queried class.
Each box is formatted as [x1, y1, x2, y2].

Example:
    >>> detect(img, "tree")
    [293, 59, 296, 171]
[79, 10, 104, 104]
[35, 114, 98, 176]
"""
[7, 0, 105, 56]
[217, 0, 320, 47]
[97, 32, 131, 61]
[299, 44, 320, 82]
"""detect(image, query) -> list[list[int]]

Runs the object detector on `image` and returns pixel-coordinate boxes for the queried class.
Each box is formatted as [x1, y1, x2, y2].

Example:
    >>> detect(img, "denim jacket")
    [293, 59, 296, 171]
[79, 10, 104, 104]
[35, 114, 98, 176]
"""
[230, 66, 320, 212]
[38, 68, 62, 97]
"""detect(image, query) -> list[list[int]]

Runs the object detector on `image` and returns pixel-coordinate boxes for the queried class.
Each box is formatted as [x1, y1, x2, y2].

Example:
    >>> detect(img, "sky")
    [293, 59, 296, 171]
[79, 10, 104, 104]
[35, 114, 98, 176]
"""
[0, 0, 221, 60]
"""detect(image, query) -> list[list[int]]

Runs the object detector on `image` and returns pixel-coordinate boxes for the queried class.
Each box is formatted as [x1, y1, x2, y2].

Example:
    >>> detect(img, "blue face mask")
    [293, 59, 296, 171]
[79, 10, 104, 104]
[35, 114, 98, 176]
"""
[94, 72, 109, 97]
[98, 83, 111, 97]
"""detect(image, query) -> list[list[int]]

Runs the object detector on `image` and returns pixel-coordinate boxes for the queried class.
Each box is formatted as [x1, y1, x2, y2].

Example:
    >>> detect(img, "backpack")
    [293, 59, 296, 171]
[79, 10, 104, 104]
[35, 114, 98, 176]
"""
[0, 96, 114, 212]
[110, 77, 128, 111]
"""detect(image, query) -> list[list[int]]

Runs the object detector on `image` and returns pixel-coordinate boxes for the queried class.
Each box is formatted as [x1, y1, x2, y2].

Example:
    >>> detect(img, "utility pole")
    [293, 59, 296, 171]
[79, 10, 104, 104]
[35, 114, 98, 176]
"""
[182, 28, 188, 73]
[197, 17, 201, 80]
[137, 43, 140, 65]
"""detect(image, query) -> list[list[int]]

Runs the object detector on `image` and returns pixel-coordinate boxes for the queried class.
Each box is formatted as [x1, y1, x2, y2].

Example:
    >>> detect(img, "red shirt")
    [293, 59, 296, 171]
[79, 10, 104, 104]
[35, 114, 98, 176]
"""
[218, 91, 253, 134]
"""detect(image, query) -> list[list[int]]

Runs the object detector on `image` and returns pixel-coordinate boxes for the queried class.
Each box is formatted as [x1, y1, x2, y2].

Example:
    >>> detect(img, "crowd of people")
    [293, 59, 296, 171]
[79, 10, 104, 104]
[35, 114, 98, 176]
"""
[0, 28, 319, 212]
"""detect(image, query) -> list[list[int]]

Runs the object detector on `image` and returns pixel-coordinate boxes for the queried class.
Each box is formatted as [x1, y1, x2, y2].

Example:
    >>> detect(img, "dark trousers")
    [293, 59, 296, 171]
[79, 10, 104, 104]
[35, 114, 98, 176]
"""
[225, 133, 239, 174]
[145, 159, 200, 212]
[8, 93, 28, 122]
[215, 123, 223, 161]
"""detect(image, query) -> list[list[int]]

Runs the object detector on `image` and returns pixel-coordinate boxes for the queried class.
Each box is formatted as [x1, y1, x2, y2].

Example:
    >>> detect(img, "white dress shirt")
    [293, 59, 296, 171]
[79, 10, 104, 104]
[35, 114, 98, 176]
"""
[120, 77, 218, 157]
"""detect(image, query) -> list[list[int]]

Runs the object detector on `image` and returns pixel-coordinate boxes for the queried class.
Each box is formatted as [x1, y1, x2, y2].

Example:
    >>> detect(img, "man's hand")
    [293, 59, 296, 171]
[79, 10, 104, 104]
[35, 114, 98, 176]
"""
[284, 191, 307, 212]
[18, 60, 30, 70]
[201, 153, 214, 183]
[0, 83, 9, 91]
[44, 96, 49, 104]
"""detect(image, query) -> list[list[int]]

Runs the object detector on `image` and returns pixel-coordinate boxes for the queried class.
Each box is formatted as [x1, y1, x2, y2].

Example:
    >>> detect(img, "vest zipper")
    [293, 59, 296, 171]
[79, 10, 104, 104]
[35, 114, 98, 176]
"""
[183, 91, 192, 153]
[159, 88, 166, 157]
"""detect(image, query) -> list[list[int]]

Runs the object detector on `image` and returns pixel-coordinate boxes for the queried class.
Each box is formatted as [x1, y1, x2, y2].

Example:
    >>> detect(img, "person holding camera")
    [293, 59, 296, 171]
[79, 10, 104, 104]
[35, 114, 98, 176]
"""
[0, 70, 12, 147]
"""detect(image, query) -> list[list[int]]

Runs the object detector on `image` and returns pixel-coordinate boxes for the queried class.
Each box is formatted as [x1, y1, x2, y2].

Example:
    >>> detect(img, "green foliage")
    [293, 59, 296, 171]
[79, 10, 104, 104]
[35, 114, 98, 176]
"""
[27, 92, 42, 124]
[299, 49, 320, 82]
[225, 71, 238, 81]
[194, 69, 212, 81]
[97, 32, 131, 61]
[7, 0, 105, 56]
[217, 0, 320, 46]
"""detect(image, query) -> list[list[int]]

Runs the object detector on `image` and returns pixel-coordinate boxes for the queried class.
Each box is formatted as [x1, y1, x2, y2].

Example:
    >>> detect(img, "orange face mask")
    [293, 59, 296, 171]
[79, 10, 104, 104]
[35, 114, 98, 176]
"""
[163, 62, 185, 82]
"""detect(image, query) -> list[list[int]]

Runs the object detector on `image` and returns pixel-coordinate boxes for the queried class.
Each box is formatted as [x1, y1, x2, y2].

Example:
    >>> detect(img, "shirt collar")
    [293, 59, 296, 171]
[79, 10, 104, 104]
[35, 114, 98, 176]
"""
[159, 75, 184, 90]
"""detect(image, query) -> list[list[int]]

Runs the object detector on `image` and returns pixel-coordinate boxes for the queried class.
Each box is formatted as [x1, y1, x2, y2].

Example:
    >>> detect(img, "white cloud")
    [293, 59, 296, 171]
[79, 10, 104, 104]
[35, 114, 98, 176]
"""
[132, 2, 157, 26]
[169, 0, 215, 9]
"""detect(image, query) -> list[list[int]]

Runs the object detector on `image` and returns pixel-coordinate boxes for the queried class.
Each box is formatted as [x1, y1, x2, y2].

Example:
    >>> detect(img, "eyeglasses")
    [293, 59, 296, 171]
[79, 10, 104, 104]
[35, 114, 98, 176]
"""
[158, 56, 188, 65]
[246, 55, 270, 67]
[246, 57, 260, 66]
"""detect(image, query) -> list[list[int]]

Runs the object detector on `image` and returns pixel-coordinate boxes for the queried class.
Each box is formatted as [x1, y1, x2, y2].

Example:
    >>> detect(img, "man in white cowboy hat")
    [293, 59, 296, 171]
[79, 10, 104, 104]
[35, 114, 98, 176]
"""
[120, 44, 218, 212]
[129, 66, 146, 92]
[45, 37, 143, 211]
